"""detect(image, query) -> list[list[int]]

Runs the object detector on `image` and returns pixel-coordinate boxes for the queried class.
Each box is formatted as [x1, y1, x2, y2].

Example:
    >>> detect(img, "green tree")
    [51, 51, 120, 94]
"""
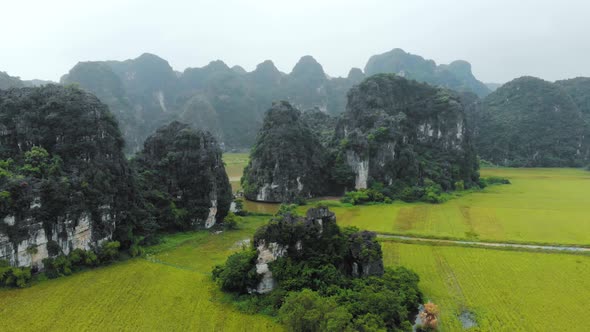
[279, 289, 352, 332]
[212, 249, 259, 293]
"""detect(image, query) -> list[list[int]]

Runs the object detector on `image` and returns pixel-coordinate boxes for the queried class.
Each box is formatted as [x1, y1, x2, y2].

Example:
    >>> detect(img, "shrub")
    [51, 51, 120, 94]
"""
[98, 241, 121, 262]
[341, 189, 385, 205]
[278, 289, 352, 332]
[233, 199, 247, 216]
[422, 185, 446, 204]
[212, 249, 260, 293]
[0, 260, 32, 288]
[399, 186, 424, 202]
[223, 212, 239, 230]
[484, 176, 511, 185]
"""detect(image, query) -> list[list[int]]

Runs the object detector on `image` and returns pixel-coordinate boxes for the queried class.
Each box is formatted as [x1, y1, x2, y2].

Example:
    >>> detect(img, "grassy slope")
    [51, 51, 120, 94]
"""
[0, 215, 282, 331]
[383, 241, 590, 331]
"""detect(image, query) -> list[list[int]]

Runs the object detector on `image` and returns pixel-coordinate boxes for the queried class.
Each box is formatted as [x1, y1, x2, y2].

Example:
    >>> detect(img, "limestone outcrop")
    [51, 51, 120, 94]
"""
[241, 101, 330, 203]
[133, 121, 232, 230]
[251, 207, 383, 293]
[475, 76, 588, 167]
[335, 74, 479, 191]
[0, 85, 134, 268]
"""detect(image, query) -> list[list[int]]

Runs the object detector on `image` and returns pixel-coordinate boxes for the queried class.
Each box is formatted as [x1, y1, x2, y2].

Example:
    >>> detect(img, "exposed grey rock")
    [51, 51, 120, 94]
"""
[348, 231, 384, 277]
[0, 85, 133, 268]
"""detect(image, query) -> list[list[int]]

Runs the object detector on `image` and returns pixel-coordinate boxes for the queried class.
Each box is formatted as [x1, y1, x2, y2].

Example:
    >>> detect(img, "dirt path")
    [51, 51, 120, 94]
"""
[377, 234, 590, 253]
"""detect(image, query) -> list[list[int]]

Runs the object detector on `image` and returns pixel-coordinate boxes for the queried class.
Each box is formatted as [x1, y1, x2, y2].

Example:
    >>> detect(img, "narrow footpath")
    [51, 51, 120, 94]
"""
[377, 234, 590, 253]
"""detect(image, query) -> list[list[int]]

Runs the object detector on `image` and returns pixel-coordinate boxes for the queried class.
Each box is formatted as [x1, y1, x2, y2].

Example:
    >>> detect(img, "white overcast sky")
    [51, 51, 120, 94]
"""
[1, 0, 589, 83]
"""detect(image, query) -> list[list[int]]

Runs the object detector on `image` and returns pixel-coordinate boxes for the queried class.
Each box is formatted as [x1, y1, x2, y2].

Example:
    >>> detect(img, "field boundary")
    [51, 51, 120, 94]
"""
[378, 234, 590, 254]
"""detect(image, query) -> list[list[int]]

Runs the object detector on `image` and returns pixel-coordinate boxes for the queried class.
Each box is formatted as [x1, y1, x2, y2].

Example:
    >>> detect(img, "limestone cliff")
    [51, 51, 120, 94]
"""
[251, 207, 384, 293]
[336, 74, 479, 191]
[0, 85, 134, 268]
[133, 121, 232, 230]
[241, 101, 330, 203]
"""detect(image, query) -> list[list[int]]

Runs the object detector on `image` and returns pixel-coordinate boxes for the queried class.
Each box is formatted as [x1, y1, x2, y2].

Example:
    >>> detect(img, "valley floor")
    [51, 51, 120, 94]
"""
[1, 160, 589, 331]
[0, 216, 282, 331]
[323, 168, 590, 246]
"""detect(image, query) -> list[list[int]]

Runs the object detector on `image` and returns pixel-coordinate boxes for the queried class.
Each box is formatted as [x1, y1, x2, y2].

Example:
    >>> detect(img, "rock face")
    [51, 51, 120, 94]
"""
[251, 207, 384, 293]
[336, 74, 479, 191]
[241, 101, 330, 203]
[133, 121, 232, 230]
[477, 77, 587, 166]
[348, 231, 384, 277]
[364, 48, 490, 97]
[0, 85, 133, 268]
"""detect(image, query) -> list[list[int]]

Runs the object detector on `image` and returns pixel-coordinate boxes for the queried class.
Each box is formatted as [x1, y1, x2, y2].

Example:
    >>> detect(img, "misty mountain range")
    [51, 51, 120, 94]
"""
[0, 48, 542, 152]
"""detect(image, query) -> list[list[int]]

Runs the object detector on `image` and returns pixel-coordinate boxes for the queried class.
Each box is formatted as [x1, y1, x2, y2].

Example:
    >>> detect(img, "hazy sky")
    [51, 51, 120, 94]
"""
[2, 0, 589, 83]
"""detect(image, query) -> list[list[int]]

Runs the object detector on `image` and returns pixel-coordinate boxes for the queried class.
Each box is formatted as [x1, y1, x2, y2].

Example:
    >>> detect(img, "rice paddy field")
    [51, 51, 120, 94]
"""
[382, 241, 590, 331]
[0, 155, 588, 331]
[224, 153, 249, 192]
[327, 168, 590, 246]
[0, 215, 281, 331]
[224, 153, 590, 245]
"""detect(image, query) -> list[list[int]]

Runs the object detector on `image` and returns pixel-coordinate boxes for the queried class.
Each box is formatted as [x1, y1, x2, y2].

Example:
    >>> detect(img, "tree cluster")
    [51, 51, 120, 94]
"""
[212, 207, 422, 331]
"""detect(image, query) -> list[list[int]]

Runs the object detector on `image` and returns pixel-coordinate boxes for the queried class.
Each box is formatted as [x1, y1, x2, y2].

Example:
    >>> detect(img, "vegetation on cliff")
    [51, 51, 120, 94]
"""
[0, 86, 135, 257]
[1, 86, 232, 278]
[476, 76, 587, 167]
[213, 206, 422, 331]
[241, 102, 331, 203]
[336, 74, 480, 203]
[132, 121, 232, 232]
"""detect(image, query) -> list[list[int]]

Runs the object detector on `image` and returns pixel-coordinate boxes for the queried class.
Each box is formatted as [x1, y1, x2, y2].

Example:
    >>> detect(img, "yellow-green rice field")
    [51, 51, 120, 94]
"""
[0, 156, 587, 331]
[382, 241, 590, 331]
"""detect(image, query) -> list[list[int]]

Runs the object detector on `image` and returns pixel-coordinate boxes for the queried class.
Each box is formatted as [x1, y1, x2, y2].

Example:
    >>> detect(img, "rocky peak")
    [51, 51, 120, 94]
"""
[477, 76, 587, 166]
[0, 71, 25, 90]
[364, 48, 490, 97]
[250, 60, 283, 84]
[134, 121, 232, 230]
[347, 67, 365, 82]
[231, 65, 247, 74]
[337, 73, 479, 191]
[365, 48, 436, 77]
[290, 55, 326, 82]
[447, 60, 473, 78]
[241, 101, 330, 203]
